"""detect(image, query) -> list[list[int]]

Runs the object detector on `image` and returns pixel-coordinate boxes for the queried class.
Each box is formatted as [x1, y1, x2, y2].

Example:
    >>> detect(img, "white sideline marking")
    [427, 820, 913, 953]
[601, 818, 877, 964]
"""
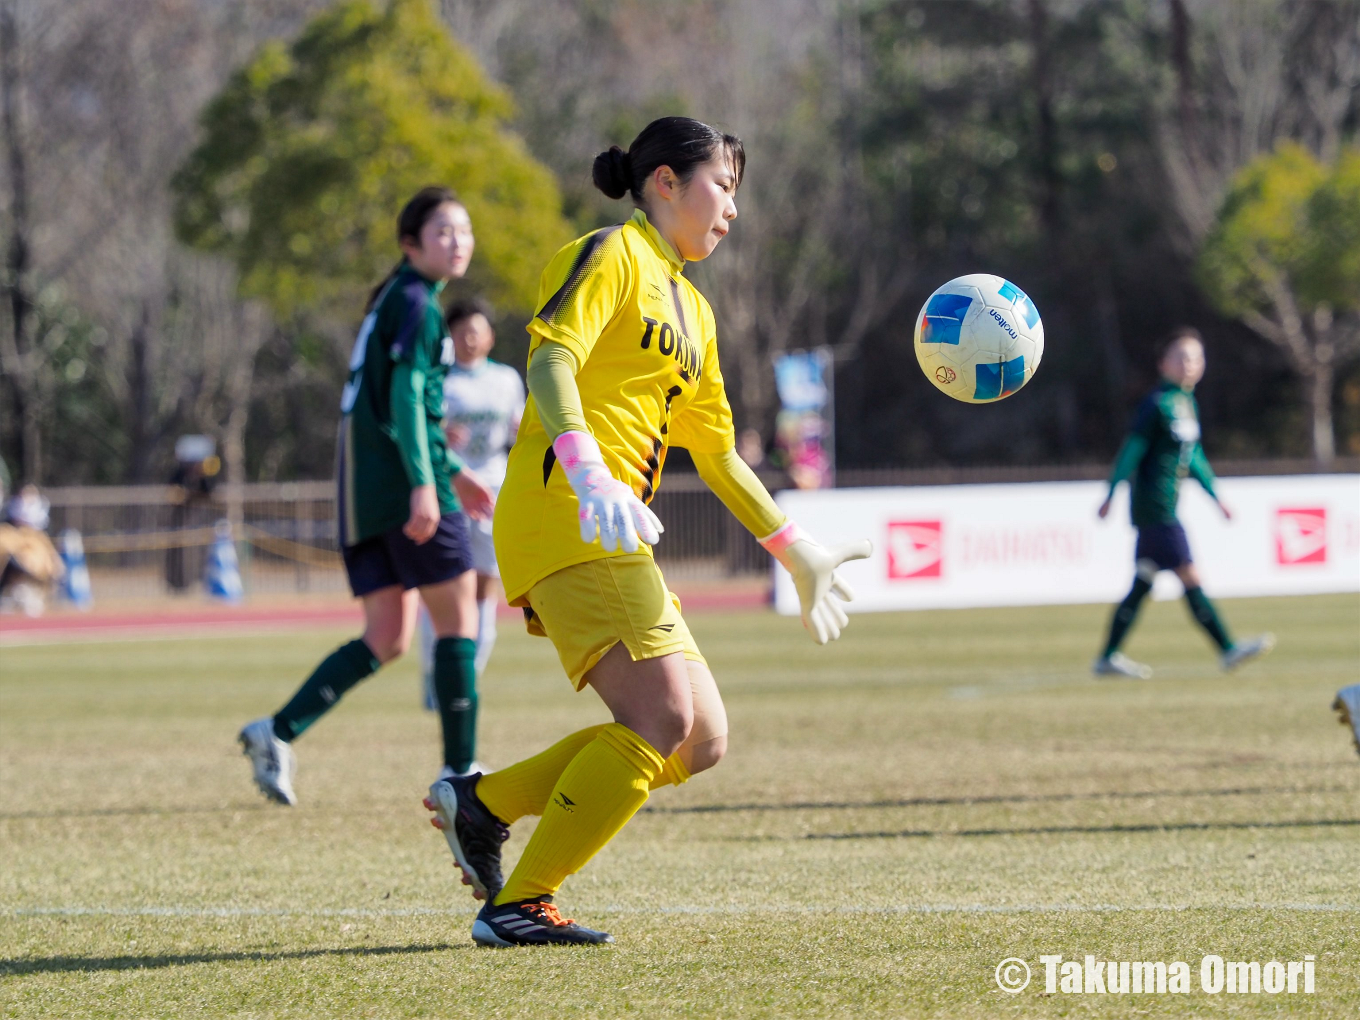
[7, 903, 1360, 919]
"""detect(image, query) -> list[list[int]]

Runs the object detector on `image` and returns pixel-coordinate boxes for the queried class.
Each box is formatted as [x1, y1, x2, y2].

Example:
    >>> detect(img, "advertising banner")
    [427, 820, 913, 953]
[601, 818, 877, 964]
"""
[773, 475, 1360, 614]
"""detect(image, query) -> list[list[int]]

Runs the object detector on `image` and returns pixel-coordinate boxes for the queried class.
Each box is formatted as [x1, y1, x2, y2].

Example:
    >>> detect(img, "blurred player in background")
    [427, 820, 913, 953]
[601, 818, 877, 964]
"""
[238, 187, 495, 805]
[422, 116, 871, 947]
[417, 298, 525, 727]
[1333, 686, 1360, 758]
[1094, 328, 1274, 679]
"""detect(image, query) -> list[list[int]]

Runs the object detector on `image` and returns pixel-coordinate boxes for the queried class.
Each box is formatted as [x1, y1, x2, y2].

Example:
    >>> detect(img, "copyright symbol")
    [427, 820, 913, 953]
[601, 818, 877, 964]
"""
[995, 957, 1030, 993]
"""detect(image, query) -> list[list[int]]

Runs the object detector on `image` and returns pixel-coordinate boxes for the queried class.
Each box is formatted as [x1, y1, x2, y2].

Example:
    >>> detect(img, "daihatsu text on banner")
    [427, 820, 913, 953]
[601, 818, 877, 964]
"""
[773, 475, 1360, 614]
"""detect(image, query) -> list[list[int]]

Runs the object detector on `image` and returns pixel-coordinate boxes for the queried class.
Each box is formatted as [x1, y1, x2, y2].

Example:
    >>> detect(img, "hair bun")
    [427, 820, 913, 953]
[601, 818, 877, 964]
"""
[591, 145, 633, 200]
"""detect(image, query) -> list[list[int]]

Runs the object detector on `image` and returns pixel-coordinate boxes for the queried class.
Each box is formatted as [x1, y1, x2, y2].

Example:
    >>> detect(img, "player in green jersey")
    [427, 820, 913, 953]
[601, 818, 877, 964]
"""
[1093, 328, 1274, 679]
[238, 187, 495, 805]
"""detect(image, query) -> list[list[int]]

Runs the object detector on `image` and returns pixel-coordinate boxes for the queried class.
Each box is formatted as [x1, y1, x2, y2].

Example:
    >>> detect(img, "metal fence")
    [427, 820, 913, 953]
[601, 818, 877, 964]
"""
[36, 458, 1358, 602]
[39, 475, 771, 601]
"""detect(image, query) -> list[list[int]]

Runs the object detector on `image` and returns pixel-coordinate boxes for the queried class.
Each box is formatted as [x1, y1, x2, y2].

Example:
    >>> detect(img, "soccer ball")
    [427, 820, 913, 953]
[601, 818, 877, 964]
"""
[913, 274, 1044, 403]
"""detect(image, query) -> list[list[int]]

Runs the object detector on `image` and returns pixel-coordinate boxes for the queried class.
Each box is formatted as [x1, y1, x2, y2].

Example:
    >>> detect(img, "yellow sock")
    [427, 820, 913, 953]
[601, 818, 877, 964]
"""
[650, 752, 691, 789]
[476, 725, 606, 824]
[494, 722, 664, 905]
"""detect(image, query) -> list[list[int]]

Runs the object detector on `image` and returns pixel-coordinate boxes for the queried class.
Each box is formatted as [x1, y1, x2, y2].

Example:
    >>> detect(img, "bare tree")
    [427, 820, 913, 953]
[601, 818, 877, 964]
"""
[0, 0, 325, 485]
[1157, 0, 1360, 463]
[0, 0, 59, 483]
[1158, 0, 1360, 248]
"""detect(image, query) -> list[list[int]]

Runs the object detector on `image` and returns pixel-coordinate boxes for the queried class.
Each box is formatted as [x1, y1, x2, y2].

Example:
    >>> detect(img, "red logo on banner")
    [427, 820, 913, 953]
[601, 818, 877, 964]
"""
[887, 521, 943, 579]
[1276, 508, 1327, 565]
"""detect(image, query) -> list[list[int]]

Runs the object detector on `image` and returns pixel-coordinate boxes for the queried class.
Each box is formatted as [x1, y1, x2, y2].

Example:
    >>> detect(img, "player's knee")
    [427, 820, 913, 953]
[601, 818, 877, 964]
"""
[660, 706, 693, 757]
[686, 735, 727, 775]
[363, 628, 409, 664]
[642, 698, 693, 759]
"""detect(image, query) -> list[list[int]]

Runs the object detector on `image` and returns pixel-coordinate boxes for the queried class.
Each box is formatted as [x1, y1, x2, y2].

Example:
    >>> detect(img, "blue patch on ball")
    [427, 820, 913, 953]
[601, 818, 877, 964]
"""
[921, 293, 973, 345]
[997, 281, 1040, 330]
[973, 356, 1027, 400]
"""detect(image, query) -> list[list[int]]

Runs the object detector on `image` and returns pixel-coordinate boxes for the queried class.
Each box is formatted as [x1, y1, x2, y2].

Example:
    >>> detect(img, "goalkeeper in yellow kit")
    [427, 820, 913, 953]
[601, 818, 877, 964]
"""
[424, 117, 871, 946]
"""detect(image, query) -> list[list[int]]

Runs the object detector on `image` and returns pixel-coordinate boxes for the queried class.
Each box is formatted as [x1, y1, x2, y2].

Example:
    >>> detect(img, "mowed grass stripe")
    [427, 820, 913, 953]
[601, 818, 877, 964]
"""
[5, 780, 1353, 821]
[10, 901, 1360, 919]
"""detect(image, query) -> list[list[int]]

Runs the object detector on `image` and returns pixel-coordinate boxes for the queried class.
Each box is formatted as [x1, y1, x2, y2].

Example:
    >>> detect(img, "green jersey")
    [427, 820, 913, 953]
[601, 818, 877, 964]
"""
[337, 264, 462, 547]
[1107, 380, 1217, 528]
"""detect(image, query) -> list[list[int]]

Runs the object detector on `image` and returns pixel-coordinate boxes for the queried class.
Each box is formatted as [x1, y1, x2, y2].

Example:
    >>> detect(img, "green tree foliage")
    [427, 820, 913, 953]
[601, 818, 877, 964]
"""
[1198, 144, 1327, 317]
[171, 0, 569, 318]
[1304, 149, 1360, 313]
[1199, 144, 1360, 462]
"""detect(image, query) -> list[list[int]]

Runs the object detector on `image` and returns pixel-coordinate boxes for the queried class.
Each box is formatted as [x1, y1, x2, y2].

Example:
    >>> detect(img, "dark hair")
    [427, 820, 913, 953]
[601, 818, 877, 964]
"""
[446, 296, 494, 331]
[1158, 326, 1203, 359]
[366, 186, 463, 311]
[592, 117, 745, 203]
[397, 185, 460, 243]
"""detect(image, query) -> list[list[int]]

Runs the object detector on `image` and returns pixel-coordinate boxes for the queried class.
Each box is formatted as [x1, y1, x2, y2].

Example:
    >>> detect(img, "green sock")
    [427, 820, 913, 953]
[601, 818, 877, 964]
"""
[434, 636, 478, 773]
[1184, 586, 1233, 651]
[273, 639, 380, 741]
[1103, 577, 1151, 657]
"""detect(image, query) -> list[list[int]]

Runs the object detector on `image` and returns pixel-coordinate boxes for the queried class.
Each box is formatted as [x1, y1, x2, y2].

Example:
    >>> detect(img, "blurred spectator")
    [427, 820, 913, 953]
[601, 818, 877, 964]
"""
[166, 435, 221, 592]
[0, 484, 63, 617]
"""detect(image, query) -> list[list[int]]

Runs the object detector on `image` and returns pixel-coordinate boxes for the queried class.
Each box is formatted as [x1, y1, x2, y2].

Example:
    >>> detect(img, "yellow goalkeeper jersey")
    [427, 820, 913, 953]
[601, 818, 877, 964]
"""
[494, 208, 735, 604]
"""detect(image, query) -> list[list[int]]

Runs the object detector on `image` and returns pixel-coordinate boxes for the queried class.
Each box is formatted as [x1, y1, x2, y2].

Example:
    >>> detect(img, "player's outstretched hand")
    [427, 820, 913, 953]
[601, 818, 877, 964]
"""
[761, 522, 872, 645]
[553, 430, 663, 554]
[454, 467, 496, 521]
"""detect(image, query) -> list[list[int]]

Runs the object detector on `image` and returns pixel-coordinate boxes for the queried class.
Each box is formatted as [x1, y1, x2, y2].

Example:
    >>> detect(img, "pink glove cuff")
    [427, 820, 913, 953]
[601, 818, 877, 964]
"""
[758, 520, 807, 559]
[552, 430, 603, 472]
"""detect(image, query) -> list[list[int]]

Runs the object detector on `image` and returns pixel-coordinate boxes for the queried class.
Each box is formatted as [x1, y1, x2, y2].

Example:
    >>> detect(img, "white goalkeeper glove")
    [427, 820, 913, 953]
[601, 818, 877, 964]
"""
[553, 430, 663, 554]
[760, 522, 871, 645]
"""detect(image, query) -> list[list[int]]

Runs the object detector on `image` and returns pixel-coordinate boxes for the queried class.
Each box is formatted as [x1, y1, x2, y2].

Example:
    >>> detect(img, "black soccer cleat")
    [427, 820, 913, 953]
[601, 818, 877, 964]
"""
[471, 896, 614, 947]
[425, 774, 509, 901]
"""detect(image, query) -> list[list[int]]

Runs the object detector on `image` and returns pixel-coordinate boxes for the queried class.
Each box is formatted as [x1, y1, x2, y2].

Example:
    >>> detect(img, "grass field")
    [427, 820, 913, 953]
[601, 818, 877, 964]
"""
[3, 593, 1359, 1018]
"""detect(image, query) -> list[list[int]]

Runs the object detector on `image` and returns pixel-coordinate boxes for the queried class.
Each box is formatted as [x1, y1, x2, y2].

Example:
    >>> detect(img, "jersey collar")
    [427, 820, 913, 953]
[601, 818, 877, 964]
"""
[398, 260, 447, 295]
[1158, 376, 1195, 394]
[629, 208, 685, 274]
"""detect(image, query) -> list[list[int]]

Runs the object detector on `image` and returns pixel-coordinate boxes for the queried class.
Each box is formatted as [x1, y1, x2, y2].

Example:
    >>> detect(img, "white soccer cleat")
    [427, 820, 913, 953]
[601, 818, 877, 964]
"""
[438, 762, 493, 780]
[1220, 633, 1276, 672]
[1332, 684, 1360, 758]
[1092, 652, 1153, 679]
[238, 718, 297, 806]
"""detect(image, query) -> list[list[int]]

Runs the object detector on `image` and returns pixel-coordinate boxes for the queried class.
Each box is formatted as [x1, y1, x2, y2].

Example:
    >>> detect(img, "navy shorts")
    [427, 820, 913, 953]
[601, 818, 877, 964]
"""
[1135, 523, 1193, 572]
[342, 513, 472, 597]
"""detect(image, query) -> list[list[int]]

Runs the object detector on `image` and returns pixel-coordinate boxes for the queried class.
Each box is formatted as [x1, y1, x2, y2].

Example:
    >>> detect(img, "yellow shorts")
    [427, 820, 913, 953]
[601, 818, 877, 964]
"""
[523, 554, 708, 691]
